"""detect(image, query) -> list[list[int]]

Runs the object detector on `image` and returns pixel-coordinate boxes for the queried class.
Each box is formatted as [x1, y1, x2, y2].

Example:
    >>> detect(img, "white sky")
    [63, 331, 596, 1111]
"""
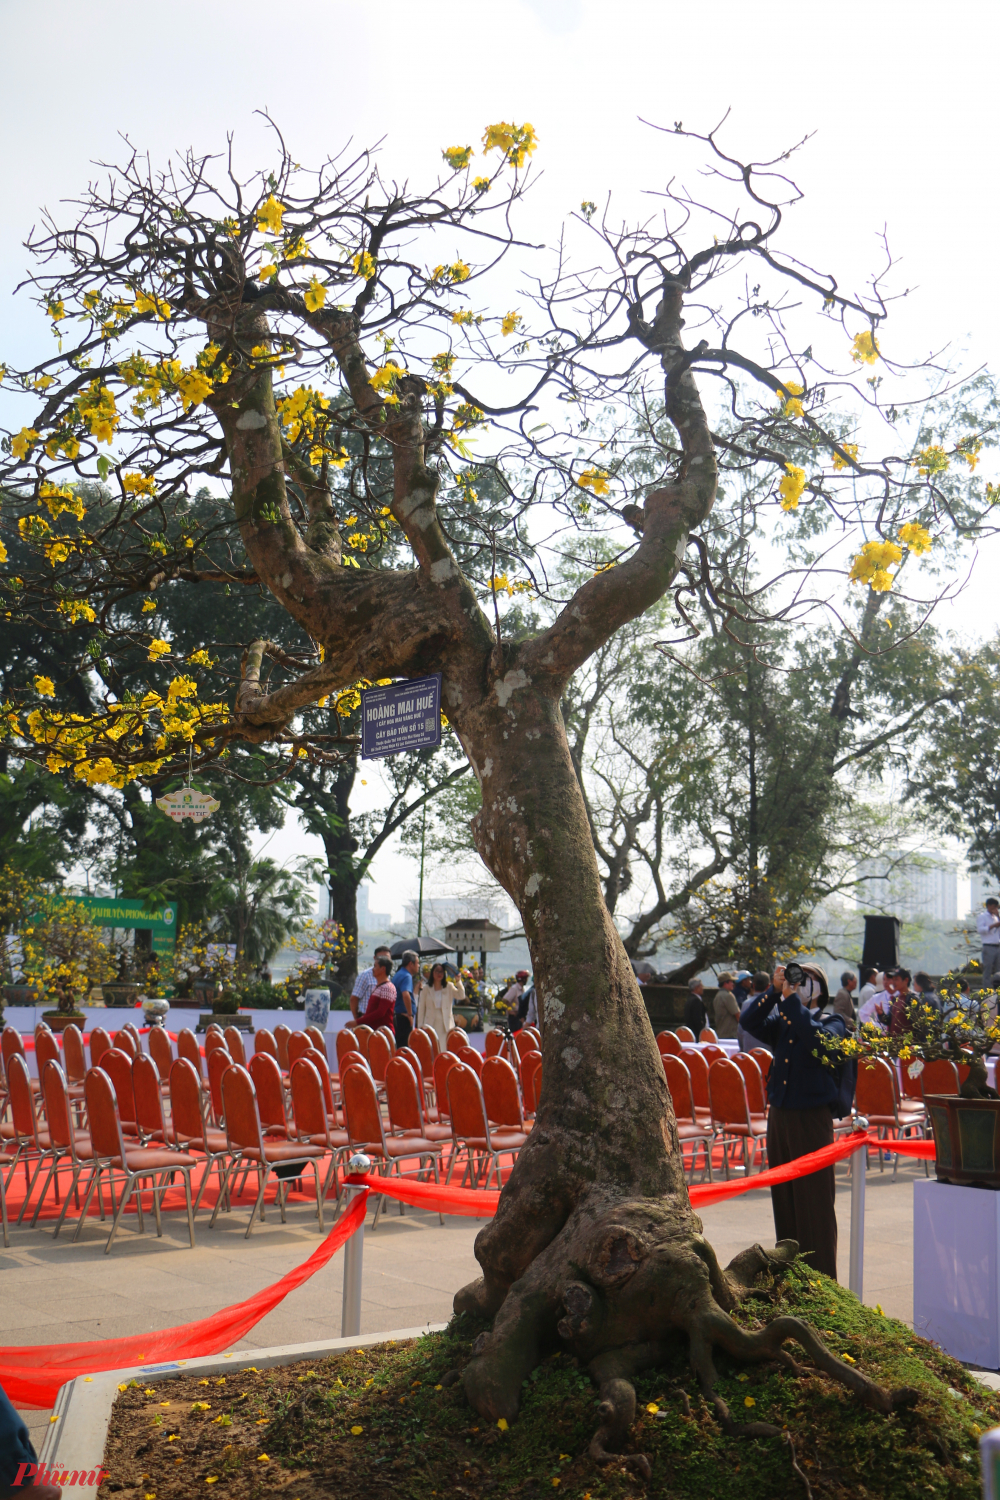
[3, 0, 999, 923]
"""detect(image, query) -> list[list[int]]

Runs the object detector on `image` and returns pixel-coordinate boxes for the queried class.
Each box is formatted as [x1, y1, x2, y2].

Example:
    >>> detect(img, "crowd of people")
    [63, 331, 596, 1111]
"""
[348, 946, 468, 1048]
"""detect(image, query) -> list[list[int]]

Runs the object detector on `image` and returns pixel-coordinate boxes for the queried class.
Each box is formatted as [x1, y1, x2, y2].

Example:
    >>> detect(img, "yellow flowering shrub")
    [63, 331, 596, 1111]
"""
[256, 195, 286, 235]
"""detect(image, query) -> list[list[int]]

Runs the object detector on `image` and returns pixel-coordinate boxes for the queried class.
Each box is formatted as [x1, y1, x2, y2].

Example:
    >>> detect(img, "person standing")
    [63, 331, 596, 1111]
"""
[392, 950, 419, 1050]
[683, 978, 708, 1037]
[349, 944, 391, 1028]
[833, 972, 857, 1029]
[417, 961, 466, 1047]
[977, 898, 1000, 987]
[913, 971, 941, 1012]
[741, 962, 849, 1280]
[362, 956, 397, 1031]
[738, 972, 773, 1052]
[713, 972, 741, 1039]
[502, 970, 530, 1027]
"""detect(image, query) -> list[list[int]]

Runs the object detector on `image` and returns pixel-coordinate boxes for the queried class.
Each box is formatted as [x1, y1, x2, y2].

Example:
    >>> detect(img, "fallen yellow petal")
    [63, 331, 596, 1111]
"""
[206, 1479, 218, 1486]
[744, 1396, 756, 1408]
[49, 1415, 59, 1423]
[497, 1417, 509, 1431]
[257, 1454, 269, 1462]
[351, 1425, 364, 1435]
[645, 1403, 658, 1414]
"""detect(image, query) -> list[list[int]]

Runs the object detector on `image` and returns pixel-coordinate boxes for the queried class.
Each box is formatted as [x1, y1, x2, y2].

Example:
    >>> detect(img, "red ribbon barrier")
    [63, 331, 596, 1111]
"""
[0, 1191, 368, 1408]
[353, 1173, 500, 1217]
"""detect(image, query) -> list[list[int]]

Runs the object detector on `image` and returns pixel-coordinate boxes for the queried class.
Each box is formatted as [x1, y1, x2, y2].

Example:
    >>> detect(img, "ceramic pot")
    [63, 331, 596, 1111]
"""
[303, 989, 331, 1030]
[925, 1092, 1000, 1187]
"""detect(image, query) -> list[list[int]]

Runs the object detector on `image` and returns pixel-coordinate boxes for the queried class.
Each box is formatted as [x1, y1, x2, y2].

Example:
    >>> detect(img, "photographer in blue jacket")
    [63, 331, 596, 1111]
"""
[741, 961, 849, 1280]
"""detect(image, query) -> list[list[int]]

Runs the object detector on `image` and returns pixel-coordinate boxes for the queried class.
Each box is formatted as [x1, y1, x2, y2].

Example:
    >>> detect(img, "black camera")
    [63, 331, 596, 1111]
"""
[782, 962, 805, 987]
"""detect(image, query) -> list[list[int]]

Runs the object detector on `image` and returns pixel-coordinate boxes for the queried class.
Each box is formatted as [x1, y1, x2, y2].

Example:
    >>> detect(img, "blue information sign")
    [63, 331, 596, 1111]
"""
[361, 674, 442, 759]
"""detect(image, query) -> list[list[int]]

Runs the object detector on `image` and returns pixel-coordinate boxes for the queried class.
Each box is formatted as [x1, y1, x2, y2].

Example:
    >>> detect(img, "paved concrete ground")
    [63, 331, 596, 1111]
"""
[4, 1153, 925, 1455]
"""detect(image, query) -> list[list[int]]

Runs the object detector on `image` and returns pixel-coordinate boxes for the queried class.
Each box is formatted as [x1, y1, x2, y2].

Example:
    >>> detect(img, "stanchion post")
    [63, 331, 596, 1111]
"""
[849, 1122, 867, 1300]
[341, 1153, 371, 1339]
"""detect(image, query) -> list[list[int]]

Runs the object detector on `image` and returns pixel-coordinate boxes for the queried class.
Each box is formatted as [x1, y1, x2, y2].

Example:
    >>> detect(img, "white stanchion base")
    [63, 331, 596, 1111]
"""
[914, 1178, 1000, 1368]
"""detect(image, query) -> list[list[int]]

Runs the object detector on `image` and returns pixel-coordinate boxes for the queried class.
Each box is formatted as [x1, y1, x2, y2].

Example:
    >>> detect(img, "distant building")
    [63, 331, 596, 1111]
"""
[856, 850, 957, 922]
[971, 870, 1000, 916]
[357, 884, 391, 933]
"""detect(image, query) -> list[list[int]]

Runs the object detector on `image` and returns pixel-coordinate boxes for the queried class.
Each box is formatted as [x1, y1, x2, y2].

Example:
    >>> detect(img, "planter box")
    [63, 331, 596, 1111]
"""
[38, 1324, 446, 1499]
[924, 1092, 1000, 1188]
[196, 1012, 253, 1033]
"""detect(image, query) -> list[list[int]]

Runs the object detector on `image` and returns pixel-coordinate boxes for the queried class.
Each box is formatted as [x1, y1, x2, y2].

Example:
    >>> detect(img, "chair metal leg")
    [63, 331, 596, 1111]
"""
[313, 1162, 324, 1234]
[28, 1156, 58, 1228]
[151, 1174, 164, 1237]
[209, 1161, 234, 1228]
[182, 1170, 196, 1247]
[52, 1164, 83, 1239]
[72, 1166, 104, 1241]
[0, 1172, 8, 1248]
[105, 1175, 135, 1253]
[245, 1167, 269, 1238]
[16, 1153, 48, 1225]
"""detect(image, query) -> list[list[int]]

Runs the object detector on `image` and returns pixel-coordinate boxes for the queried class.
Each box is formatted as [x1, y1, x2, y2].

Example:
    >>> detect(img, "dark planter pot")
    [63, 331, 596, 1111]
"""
[41, 1010, 88, 1033]
[196, 1012, 253, 1034]
[103, 984, 140, 1008]
[925, 1093, 1000, 1188]
[3, 985, 42, 1008]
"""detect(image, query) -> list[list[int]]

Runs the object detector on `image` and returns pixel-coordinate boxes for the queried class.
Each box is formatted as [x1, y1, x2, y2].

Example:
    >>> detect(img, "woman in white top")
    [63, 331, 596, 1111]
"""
[417, 962, 466, 1046]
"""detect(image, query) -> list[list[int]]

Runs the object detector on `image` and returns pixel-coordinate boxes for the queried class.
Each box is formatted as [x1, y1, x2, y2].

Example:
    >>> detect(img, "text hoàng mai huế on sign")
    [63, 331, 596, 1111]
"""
[365, 690, 436, 722]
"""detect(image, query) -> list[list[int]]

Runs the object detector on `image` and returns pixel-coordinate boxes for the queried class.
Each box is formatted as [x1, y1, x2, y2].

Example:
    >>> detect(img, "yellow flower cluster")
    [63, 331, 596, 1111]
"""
[832, 443, 859, 472]
[442, 146, 473, 170]
[122, 472, 157, 497]
[147, 639, 172, 661]
[898, 521, 933, 554]
[256, 195, 286, 235]
[303, 276, 327, 312]
[956, 435, 982, 471]
[450, 310, 482, 327]
[11, 427, 40, 460]
[482, 121, 538, 168]
[778, 463, 806, 511]
[276, 384, 330, 444]
[851, 331, 879, 365]
[78, 381, 120, 444]
[501, 311, 522, 337]
[849, 539, 903, 591]
[40, 482, 85, 520]
[777, 381, 804, 420]
[578, 468, 610, 497]
[491, 574, 533, 597]
[134, 290, 171, 322]
[431, 261, 471, 285]
[915, 444, 949, 477]
[352, 250, 376, 281]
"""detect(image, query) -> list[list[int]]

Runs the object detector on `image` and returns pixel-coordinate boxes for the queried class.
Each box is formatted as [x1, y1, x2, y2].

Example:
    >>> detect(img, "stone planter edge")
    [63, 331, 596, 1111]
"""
[38, 1321, 448, 1496]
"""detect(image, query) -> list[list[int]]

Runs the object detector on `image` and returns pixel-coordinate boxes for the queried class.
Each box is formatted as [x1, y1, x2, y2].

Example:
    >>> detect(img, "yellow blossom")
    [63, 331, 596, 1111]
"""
[370, 363, 406, 393]
[472, 176, 491, 193]
[350, 1425, 363, 1436]
[451, 310, 477, 326]
[778, 380, 804, 419]
[501, 311, 521, 337]
[303, 276, 327, 312]
[34, 676, 55, 697]
[851, 330, 879, 365]
[11, 427, 39, 460]
[778, 463, 806, 511]
[431, 260, 471, 284]
[147, 639, 172, 662]
[57, 598, 96, 623]
[497, 1417, 509, 1431]
[915, 444, 949, 477]
[352, 250, 376, 281]
[256, 195, 286, 235]
[849, 538, 902, 590]
[40, 482, 85, 520]
[122, 472, 157, 497]
[47, 300, 65, 322]
[443, 145, 473, 170]
[142, 599, 156, 612]
[956, 435, 982, 471]
[578, 467, 610, 497]
[187, 650, 214, 668]
[898, 521, 933, 554]
[744, 1396, 756, 1408]
[258, 263, 277, 283]
[284, 235, 309, 259]
[134, 290, 171, 322]
[176, 368, 214, 410]
[482, 121, 538, 167]
[832, 442, 859, 471]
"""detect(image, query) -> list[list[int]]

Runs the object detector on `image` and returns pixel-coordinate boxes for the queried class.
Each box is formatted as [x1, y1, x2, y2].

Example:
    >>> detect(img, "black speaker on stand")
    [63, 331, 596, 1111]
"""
[861, 915, 900, 973]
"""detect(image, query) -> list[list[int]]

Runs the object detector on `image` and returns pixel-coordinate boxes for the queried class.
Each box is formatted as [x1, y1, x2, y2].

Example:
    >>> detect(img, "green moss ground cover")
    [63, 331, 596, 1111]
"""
[104, 1263, 999, 1499]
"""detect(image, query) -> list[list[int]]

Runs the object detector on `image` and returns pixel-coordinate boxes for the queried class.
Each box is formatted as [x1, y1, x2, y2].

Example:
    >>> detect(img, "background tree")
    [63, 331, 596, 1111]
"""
[1, 119, 992, 1451]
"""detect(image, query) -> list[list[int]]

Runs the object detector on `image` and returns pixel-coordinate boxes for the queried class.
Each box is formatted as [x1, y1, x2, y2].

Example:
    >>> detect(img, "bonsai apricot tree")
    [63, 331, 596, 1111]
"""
[2, 116, 995, 1466]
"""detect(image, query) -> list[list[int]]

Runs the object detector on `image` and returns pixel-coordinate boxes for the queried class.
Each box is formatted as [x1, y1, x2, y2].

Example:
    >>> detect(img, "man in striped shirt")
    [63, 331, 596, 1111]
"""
[349, 944, 391, 1028]
[363, 957, 398, 1031]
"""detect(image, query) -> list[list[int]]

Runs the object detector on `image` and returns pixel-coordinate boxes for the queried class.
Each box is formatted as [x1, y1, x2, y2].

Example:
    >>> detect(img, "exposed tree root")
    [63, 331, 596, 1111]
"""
[457, 1193, 919, 1479]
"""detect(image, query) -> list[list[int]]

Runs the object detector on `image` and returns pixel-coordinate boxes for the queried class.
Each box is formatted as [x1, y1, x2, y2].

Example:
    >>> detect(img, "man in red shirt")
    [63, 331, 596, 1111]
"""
[363, 956, 397, 1030]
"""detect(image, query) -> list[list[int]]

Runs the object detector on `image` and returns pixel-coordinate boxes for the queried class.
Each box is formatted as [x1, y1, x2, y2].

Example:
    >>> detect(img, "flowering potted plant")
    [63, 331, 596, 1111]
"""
[21, 892, 116, 1029]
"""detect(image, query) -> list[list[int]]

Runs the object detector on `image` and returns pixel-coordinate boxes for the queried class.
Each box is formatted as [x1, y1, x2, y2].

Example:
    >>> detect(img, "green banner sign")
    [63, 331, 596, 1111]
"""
[72, 896, 178, 955]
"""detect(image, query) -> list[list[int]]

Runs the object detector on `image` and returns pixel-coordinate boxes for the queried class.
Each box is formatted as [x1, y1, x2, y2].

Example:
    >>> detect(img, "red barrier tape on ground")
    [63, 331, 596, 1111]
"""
[0, 1190, 368, 1408]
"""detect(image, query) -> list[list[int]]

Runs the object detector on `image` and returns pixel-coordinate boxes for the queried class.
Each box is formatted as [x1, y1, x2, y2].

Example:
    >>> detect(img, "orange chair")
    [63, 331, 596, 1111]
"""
[446, 1064, 527, 1189]
[708, 1058, 768, 1178]
[2, 1054, 55, 1217]
[432, 1051, 460, 1120]
[446, 1029, 467, 1055]
[112, 1029, 138, 1060]
[457, 1046, 484, 1077]
[855, 1058, 926, 1179]
[396, 1047, 444, 1124]
[352, 1025, 374, 1060]
[177, 1028, 208, 1091]
[205, 1031, 228, 1059]
[680, 1048, 712, 1127]
[341, 1064, 442, 1229]
[2, 1028, 40, 1096]
[384, 1057, 453, 1145]
[88, 1026, 113, 1068]
[207, 1046, 233, 1128]
[409, 1029, 437, 1083]
[74, 1066, 197, 1251]
[700, 1027, 718, 1044]
[701, 1044, 727, 1066]
[481, 1057, 526, 1132]
[211, 1065, 327, 1236]
[657, 1031, 683, 1057]
[920, 1058, 961, 1098]
[750, 1048, 772, 1083]
[224, 1027, 248, 1069]
[287, 1031, 312, 1068]
[414, 1024, 441, 1058]
[662, 1055, 713, 1181]
[274, 1024, 292, 1072]
[133, 1053, 169, 1144]
[254, 1029, 279, 1061]
[512, 1030, 536, 1060]
[166, 1058, 233, 1214]
[731, 1054, 768, 1118]
[675, 1026, 696, 1044]
[305, 1025, 327, 1054]
[122, 1022, 143, 1053]
[368, 1031, 393, 1084]
[34, 1020, 52, 1041]
[36, 1029, 83, 1104]
[485, 1030, 506, 1060]
[299, 1046, 340, 1125]
[248, 1052, 289, 1138]
[519, 1050, 542, 1116]
[62, 1024, 88, 1086]
[375, 1026, 396, 1056]
[205, 1023, 224, 1039]
[522, 1026, 541, 1048]
[148, 1026, 174, 1089]
[337, 1048, 370, 1085]
[100, 1047, 141, 1138]
[38, 1060, 96, 1237]
[289, 1057, 349, 1207]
